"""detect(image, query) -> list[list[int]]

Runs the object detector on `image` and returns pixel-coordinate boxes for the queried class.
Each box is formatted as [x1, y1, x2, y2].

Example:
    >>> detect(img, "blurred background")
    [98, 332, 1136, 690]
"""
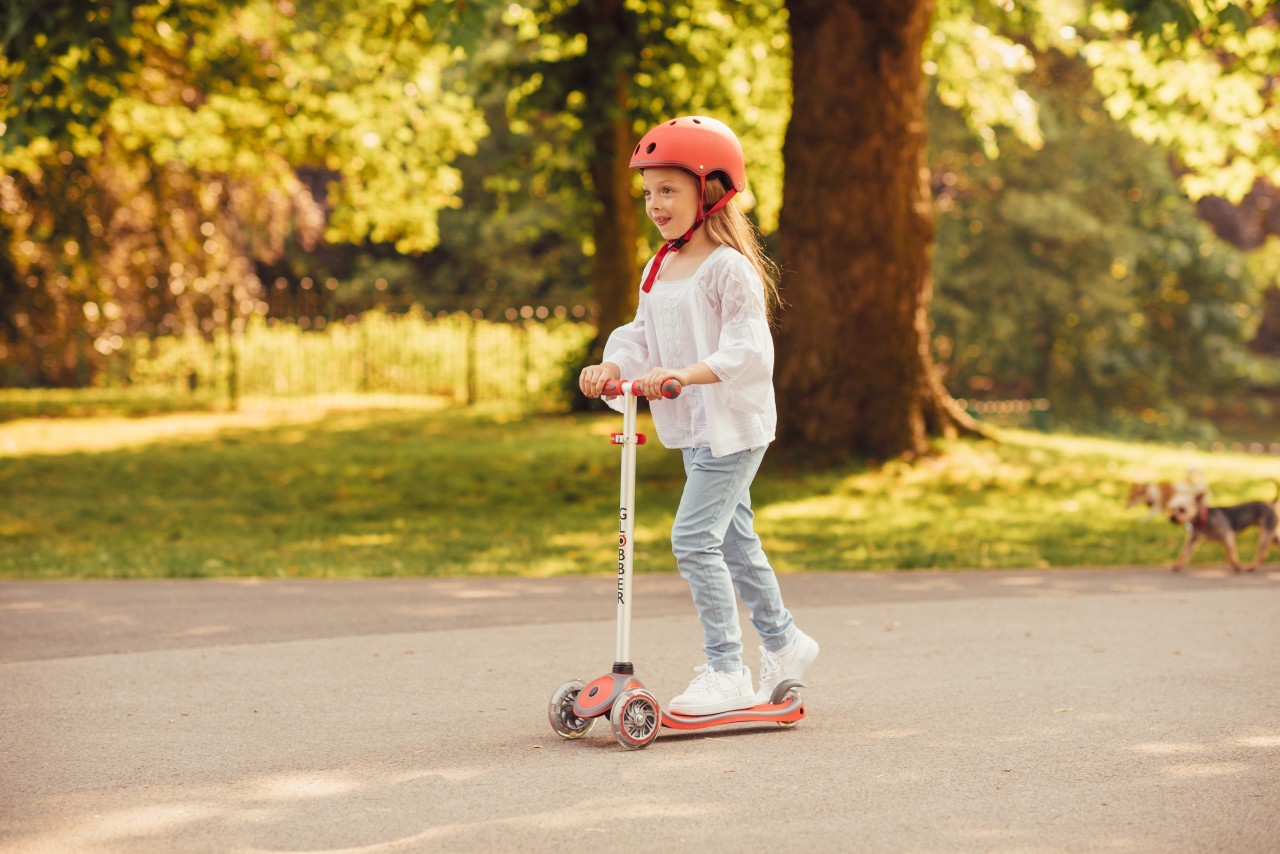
[1, 1, 1279, 579]
[1, 0, 1276, 441]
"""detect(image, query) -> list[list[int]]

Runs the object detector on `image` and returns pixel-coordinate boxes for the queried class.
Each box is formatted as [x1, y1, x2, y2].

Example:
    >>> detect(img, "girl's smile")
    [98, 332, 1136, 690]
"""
[641, 167, 701, 240]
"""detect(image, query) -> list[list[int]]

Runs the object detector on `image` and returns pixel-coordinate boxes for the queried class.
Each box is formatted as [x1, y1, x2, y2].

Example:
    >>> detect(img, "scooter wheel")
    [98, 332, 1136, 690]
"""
[776, 689, 802, 728]
[548, 679, 595, 739]
[610, 688, 660, 750]
[770, 679, 805, 728]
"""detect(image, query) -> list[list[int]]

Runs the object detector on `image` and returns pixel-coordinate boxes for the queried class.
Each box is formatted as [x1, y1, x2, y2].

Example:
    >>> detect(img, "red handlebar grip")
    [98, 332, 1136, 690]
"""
[599, 379, 682, 399]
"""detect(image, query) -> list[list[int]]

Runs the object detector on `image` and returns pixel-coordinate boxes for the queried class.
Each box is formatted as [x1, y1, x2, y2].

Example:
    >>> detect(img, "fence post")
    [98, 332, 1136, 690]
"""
[466, 312, 478, 405]
[360, 315, 370, 394]
[225, 287, 239, 412]
[521, 321, 532, 406]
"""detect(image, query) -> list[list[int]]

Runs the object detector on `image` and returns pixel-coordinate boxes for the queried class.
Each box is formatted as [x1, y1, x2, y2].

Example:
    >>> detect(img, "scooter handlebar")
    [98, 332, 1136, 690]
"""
[600, 378, 682, 400]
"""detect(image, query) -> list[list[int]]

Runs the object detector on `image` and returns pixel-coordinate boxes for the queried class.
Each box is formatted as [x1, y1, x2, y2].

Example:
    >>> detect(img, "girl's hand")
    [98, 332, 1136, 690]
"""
[579, 362, 621, 398]
[637, 367, 685, 400]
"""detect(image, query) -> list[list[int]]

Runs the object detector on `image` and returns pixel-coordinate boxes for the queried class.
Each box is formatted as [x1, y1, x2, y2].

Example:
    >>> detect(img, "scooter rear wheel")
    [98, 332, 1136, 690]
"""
[610, 688, 660, 750]
[548, 679, 596, 739]
[770, 679, 805, 728]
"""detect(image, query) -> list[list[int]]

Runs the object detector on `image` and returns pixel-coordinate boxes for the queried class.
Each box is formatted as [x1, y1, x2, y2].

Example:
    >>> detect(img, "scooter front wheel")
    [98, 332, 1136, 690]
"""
[548, 679, 596, 739]
[610, 688, 660, 750]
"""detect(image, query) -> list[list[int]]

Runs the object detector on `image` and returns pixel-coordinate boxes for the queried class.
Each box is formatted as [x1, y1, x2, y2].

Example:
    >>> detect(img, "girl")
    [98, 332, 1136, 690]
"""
[579, 116, 818, 715]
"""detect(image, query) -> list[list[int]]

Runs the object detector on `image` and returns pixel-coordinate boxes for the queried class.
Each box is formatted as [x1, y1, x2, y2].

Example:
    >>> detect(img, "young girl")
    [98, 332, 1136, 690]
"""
[579, 116, 818, 715]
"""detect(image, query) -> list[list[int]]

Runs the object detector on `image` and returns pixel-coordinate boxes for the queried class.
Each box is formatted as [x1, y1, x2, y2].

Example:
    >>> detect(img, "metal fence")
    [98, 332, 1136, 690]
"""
[0, 306, 596, 419]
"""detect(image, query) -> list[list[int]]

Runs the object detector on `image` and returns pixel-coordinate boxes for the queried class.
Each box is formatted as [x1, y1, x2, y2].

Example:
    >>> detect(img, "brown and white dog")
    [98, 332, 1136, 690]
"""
[1126, 471, 1207, 521]
[1166, 481, 1279, 572]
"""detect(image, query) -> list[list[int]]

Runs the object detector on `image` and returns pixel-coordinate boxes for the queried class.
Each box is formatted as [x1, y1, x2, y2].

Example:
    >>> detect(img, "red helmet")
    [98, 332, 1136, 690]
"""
[629, 116, 746, 192]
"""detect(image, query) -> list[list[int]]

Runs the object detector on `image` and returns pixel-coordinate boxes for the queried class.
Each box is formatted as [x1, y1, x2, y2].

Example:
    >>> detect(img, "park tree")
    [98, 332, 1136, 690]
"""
[929, 50, 1257, 437]
[772, 0, 1276, 459]
[774, 0, 965, 460]
[499, 0, 789, 361]
[0, 0, 487, 384]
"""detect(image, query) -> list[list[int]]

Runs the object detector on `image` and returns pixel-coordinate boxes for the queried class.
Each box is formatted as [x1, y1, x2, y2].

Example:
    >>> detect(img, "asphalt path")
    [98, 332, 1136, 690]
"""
[2, 568, 1278, 853]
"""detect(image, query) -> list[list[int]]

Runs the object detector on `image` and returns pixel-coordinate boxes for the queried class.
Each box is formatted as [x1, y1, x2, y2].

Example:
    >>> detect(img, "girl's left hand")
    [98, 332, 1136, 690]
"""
[637, 367, 685, 400]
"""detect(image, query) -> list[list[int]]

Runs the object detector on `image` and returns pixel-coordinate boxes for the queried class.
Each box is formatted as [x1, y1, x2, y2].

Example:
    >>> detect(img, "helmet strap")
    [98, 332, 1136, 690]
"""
[641, 184, 738, 293]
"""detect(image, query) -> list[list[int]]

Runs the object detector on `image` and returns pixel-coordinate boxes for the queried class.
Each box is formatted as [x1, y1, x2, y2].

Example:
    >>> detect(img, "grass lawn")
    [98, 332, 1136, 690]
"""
[1, 405, 1278, 578]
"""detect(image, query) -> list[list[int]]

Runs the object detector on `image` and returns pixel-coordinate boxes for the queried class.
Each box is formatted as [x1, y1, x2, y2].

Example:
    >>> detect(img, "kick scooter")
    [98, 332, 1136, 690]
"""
[548, 378, 806, 750]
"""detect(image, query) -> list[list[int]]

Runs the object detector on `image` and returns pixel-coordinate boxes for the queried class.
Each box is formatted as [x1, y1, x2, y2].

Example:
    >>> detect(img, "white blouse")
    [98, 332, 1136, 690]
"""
[603, 244, 777, 457]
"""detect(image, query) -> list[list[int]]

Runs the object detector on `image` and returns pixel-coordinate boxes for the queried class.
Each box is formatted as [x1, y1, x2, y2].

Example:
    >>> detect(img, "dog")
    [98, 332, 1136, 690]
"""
[1126, 470, 1207, 521]
[1166, 481, 1279, 572]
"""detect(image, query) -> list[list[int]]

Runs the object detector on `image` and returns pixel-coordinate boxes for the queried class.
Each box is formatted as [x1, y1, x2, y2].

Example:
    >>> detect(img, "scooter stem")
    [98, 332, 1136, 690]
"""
[614, 386, 639, 672]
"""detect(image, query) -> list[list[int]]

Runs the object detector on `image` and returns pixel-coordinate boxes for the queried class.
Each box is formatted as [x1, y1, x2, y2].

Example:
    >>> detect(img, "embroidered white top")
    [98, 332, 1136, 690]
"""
[603, 244, 777, 457]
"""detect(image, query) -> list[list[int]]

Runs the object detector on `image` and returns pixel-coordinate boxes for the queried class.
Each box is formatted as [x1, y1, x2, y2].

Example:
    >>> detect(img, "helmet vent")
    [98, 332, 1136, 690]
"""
[692, 118, 702, 124]
[634, 143, 641, 154]
[646, 142, 657, 154]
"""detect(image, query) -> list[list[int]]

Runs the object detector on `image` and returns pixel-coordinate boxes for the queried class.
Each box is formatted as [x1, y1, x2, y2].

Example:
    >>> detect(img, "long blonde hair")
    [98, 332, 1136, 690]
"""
[701, 176, 782, 322]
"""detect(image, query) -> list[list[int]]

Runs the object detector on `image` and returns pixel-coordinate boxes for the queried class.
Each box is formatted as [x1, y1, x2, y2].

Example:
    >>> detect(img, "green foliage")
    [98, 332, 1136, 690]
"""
[929, 51, 1260, 436]
[928, 0, 1058, 157]
[499, 0, 790, 236]
[1116, 0, 1256, 43]
[1084, 0, 1278, 200]
[2, 0, 1277, 457]
[0, 0, 489, 386]
[0, 0, 214, 152]
[409, 67, 595, 308]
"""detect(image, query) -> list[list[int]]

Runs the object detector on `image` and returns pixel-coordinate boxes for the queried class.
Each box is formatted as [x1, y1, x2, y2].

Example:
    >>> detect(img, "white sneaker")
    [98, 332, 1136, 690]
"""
[667, 665, 756, 715]
[756, 629, 819, 704]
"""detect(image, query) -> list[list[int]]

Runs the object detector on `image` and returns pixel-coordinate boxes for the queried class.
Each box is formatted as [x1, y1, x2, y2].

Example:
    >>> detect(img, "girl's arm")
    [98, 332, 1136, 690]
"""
[635, 363, 717, 399]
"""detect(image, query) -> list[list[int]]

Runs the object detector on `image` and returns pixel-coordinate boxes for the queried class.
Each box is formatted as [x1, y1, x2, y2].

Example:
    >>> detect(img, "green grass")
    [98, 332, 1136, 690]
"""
[1, 407, 1278, 578]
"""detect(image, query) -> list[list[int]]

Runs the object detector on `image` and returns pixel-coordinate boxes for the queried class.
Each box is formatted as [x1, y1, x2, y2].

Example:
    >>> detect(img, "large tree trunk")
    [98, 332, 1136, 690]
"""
[587, 96, 639, 358]
[584, 0, 640, 363]
[775, 0, 981, 460]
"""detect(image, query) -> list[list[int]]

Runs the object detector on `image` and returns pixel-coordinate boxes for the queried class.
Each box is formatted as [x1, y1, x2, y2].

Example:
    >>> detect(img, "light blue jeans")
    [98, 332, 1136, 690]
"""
[672, 446, 796, 673]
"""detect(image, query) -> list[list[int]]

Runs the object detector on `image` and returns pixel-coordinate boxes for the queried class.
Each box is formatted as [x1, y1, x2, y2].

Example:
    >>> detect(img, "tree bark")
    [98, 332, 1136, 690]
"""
[584, 0, 640, 363]
[776, 0, 982, 460]
[587, 86, 639, 359]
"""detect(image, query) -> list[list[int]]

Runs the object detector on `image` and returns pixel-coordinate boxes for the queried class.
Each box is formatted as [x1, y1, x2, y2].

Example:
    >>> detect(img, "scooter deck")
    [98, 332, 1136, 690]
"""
[661, 693, 806, 730]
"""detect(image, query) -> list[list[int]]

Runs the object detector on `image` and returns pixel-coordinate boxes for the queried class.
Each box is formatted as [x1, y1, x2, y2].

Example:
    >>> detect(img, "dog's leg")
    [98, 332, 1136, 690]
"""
[1247, 534, 1264, 572]
[1223, 532, 1243, 573]
[1250, 527, 1276, 572]
[1172, 532, 1200, 571]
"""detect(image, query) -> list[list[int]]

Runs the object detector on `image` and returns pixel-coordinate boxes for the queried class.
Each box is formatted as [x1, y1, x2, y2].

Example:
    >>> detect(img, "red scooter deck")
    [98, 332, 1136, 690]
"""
[661, 693, 806, 730]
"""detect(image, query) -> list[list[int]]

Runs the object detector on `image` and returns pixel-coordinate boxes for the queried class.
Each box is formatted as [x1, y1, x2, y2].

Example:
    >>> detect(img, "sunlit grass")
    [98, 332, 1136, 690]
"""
[1, 408, 1278, 578]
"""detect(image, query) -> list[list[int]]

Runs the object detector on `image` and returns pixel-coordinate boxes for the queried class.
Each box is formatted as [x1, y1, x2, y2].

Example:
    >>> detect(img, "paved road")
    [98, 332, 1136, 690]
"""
[2, 568, 1278, 853]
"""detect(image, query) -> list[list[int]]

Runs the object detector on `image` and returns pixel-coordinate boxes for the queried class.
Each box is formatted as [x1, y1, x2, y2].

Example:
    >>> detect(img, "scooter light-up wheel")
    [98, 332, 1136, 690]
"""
[610, 688, 661, 750]
[548, 679, 596, 739]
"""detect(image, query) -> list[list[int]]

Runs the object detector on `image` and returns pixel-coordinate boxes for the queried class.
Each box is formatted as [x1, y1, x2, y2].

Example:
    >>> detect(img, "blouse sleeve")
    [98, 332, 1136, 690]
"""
[702, 257, 774, 414]
[602, 293, 650, 380]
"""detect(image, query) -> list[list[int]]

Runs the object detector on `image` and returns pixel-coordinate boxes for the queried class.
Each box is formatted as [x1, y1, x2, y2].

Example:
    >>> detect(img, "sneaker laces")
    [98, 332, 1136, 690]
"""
[684, 664, 719, 691]
[758, 647, 782, 688]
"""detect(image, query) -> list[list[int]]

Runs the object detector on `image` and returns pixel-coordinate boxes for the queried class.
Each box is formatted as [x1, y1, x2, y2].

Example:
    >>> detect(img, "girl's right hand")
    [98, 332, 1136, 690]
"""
[579, 362, 621, 398]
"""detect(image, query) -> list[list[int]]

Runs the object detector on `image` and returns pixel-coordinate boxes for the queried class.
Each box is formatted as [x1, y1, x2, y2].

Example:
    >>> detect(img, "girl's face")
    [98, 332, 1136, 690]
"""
[641, 167, 701, 242]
